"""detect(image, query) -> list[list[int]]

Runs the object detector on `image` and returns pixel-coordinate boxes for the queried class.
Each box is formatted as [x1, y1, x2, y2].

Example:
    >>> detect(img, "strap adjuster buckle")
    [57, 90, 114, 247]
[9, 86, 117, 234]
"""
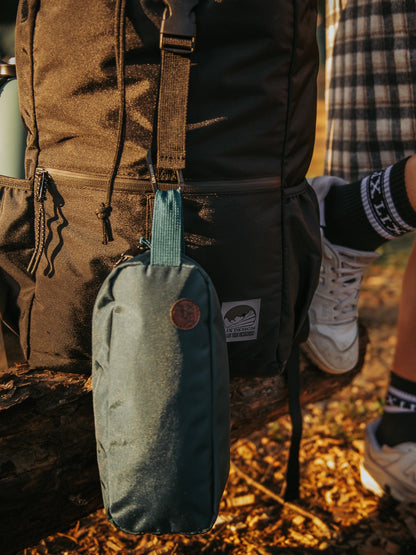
[160, 1, 198, 54]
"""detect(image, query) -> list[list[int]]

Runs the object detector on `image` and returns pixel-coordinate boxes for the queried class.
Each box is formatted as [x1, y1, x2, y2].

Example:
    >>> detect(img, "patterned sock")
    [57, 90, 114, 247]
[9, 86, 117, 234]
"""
[324, 158, 416, 251]
[376, 372, 416, 447]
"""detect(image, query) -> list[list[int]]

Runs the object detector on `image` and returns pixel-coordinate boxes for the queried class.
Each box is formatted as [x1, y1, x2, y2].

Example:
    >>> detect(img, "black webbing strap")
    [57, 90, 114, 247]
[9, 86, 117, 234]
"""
[157, 49, 191, 169]
[156, 0, 199, 171]
[284, 346, 302, 501]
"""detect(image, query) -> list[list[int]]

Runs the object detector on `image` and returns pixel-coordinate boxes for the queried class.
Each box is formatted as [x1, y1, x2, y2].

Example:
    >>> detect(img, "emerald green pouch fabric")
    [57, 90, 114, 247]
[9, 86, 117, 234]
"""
[92, 188, 230, 534]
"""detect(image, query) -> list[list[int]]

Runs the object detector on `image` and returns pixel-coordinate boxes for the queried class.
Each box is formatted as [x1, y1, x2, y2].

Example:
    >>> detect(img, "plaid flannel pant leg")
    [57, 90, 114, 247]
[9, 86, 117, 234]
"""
[325, 0, 416, 182]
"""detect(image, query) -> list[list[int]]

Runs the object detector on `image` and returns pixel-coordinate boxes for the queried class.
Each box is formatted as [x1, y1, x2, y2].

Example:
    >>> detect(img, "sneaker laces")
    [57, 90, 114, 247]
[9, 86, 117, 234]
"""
[326, 250, 368, 320]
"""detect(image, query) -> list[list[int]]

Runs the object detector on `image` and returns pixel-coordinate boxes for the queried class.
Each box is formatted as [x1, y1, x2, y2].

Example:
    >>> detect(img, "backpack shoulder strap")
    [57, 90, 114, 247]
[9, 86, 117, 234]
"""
[156, 0, 200, 172]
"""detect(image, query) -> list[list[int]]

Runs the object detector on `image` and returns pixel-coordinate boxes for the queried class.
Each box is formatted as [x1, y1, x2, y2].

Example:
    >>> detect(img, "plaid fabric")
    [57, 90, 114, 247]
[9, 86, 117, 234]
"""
[325, 0, 416, 182]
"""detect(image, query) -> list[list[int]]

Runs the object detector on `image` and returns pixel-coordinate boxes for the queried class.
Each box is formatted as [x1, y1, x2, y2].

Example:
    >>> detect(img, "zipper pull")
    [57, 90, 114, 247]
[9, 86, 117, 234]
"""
[112, 243, 149, 269]
[27, 168, 49, 275]
[36, 169, 48, 202]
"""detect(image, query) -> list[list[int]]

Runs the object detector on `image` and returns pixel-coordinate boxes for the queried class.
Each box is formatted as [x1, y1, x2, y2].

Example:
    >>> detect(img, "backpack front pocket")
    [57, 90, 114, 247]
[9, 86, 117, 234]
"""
[0, 175, 35, 358]
[181, 178, 283, 376]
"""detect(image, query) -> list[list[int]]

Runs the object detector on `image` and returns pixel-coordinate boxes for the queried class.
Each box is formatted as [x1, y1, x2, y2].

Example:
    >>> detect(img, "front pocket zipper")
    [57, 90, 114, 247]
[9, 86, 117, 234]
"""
[27, 168, 49, 275]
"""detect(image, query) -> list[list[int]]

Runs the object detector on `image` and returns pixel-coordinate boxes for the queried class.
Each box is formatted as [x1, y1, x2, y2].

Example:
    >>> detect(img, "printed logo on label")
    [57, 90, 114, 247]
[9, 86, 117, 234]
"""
[170, 298, 200, 330]
[221, 299, 261, 342]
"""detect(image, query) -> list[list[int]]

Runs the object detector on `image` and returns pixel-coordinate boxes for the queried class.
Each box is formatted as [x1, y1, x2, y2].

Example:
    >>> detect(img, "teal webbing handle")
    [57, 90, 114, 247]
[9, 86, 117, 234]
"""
[150, 188, 184, 266]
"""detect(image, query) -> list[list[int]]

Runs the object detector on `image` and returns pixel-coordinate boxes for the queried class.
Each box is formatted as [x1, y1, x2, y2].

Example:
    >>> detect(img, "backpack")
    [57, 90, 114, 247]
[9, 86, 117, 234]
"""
[0, 0, 321, 519]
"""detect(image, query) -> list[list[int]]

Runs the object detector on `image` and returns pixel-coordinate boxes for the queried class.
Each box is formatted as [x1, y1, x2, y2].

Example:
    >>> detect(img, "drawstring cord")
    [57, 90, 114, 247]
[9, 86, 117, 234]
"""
[96, 0, 127, 244]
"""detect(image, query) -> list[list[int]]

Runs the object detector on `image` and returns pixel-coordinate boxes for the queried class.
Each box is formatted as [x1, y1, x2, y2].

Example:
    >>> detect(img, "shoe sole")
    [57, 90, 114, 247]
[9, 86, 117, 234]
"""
[360, 463, 386, 497]
[302, 340, 356, 375]
[360, 461, 416, 503]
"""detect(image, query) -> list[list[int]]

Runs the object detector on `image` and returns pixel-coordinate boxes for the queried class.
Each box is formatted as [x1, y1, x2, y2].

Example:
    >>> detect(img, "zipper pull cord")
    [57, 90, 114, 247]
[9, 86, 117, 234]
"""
[95, 202, 113, 244]
[27, 168, 48, 275]
[95, 0, 126, 245]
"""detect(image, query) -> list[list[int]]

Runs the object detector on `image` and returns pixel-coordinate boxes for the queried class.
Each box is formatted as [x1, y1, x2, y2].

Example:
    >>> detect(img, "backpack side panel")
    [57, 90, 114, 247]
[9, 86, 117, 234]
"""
[0, 176, 35, 357]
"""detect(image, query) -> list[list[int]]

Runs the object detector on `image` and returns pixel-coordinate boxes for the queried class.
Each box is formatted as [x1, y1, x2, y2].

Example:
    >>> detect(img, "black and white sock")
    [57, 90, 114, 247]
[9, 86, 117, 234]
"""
[324, 158, 416, 251]
[376, 372, 416, 447]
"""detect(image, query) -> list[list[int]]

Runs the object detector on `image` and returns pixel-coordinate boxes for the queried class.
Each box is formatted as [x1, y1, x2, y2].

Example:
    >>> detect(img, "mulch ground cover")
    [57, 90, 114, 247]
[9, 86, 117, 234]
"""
[19, 236, 416, 554]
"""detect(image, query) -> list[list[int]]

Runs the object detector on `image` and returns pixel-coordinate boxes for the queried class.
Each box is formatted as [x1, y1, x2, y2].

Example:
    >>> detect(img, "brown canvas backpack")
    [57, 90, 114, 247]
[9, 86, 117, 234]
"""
[0, 0, 322, 509]
[1, 0, 320, 378]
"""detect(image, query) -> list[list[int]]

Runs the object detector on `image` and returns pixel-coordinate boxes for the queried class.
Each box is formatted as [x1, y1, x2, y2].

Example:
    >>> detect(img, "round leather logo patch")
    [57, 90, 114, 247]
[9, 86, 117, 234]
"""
[170, 298, 200, 330]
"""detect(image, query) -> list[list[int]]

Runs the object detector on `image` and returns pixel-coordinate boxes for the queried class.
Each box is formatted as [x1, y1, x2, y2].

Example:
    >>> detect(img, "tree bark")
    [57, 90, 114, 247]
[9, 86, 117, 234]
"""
[0, 326, 367, 554]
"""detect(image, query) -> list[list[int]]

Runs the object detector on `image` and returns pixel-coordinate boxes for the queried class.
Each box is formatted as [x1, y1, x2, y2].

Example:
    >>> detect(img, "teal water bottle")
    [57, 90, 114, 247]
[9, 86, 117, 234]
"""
[0, 60, 26, 179]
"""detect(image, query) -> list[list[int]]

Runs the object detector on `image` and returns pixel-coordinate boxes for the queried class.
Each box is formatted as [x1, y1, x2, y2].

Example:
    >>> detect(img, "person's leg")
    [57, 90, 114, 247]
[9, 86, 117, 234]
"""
[360, 245, 416, 502]
[377, 156, 416, 434]
[374, 241, 416, 446]
[318, 0, 416, 501]
[358, 154, 416, 502]
[313, 154, 416, 500]
[404, 152, 416, 221]
[307, 158, 416, 501]
[324, 156, 416, 252]
[304, 155, 416, 373]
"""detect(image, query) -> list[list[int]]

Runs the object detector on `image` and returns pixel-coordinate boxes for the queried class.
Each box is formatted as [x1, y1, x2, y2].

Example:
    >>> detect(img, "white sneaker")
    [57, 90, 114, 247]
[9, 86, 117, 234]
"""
[302, 176, 379, 373]
[360, 418, 416, 503]
[303, 236, 378, 373]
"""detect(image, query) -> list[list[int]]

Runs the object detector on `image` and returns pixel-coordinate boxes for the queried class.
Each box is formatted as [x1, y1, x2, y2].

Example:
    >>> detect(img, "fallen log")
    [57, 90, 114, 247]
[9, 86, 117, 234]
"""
[0, 326, 367, 554]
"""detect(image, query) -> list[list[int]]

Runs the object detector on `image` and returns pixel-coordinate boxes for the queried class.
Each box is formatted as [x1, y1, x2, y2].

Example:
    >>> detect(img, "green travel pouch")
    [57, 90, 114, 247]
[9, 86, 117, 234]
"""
[92, 188, 230, 534]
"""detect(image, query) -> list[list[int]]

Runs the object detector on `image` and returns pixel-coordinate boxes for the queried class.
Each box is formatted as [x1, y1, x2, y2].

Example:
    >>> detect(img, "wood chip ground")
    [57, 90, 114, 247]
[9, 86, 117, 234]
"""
[19, 235, 416, 554]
